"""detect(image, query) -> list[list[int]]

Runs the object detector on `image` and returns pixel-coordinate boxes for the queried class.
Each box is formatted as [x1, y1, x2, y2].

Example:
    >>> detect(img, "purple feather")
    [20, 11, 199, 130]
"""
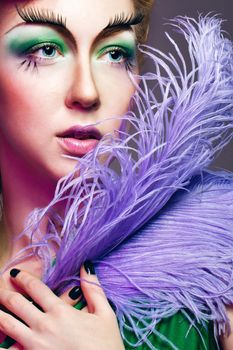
[4, 15, 233, 348]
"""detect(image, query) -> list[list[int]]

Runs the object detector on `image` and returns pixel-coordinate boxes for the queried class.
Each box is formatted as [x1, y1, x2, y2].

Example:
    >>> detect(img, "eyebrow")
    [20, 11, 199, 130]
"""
[15, 6, 144, 49]
[95, 12, 144, 44]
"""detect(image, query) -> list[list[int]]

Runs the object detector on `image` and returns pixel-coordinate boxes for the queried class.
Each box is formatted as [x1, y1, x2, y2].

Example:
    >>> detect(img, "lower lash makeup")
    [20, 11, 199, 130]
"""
[18, 42, 64, 72]
[6, 23, 137, 73]
[5, 27, 69, 73]
[96, 40, 137, 72]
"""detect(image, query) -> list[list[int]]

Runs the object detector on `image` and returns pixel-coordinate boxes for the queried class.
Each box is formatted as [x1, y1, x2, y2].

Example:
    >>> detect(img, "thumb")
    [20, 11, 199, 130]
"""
[59, 285, 83, 306]
[80, 261, 113, 317]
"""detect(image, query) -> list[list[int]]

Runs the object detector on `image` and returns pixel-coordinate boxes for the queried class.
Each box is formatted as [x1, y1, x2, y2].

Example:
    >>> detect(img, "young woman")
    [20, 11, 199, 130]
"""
[0, 1, 232, 349]
[0, 1, 153, 349]
[0, 1, 145, 349]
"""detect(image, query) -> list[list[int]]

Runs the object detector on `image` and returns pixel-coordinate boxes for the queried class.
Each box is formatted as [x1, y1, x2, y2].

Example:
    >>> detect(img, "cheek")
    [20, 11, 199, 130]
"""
[0, 75, 48, 159]
[0, 71, 32, 138]
[0, 60, 65, 134]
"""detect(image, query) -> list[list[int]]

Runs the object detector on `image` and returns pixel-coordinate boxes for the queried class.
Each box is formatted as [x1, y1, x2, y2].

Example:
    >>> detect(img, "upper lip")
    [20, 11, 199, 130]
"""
[57, 125, 103, 140]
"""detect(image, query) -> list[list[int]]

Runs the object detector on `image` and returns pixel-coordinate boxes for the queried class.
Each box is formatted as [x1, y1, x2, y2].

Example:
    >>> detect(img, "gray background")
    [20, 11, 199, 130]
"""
[145, 0, 233, 171]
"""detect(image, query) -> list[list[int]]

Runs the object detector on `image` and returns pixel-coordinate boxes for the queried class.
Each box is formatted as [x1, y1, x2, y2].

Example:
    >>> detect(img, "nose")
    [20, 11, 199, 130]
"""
[65, 58, 100, 112]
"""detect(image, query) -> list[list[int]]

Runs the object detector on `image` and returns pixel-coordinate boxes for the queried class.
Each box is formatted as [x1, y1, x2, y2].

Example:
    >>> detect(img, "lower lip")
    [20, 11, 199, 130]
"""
[57, 137, 99, 157]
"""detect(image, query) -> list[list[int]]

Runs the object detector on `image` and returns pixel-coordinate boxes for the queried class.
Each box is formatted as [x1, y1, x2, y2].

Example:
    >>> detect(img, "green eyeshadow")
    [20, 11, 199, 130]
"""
[96, 39, 136, 59]
[6, 27, 69, 56]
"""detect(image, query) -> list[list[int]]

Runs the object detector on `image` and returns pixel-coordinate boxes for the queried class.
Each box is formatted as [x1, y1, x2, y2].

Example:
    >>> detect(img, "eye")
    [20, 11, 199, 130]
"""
[106, 49, 125, 63]
[35, 45, 59, 58]
[100, 47, 129, 65]
[26, 42, 64, 61]
[19, 42, 64, 72]
[97, 46, 136, 72]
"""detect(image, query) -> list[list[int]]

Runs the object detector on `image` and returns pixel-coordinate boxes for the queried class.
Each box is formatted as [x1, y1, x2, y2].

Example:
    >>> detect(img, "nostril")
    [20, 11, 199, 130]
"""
[73, 100, 100, 111]
[91, 100, 100, 110]
[65, 84, 100, 111]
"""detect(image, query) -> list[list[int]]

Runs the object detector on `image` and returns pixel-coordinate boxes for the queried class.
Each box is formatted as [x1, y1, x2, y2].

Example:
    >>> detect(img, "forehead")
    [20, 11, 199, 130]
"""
[1, 0, 136, 41]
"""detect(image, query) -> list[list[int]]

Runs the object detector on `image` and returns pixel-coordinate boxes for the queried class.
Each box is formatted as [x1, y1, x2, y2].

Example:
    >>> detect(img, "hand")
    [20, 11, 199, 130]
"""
[0, 263, 125, 350]
[220, 305, 233, 350]
[0, 272, 82, 350]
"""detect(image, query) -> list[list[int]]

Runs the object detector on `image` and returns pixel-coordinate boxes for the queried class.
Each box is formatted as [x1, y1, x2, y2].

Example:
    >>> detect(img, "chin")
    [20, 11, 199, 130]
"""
[52, 162, 80, 183]
[48, 151, 112, 188]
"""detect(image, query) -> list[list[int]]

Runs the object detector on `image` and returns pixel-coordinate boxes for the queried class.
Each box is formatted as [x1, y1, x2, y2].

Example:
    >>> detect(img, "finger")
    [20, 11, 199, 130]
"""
[81, 305, 88, 313]
[9, 342, 24, 350]
[0, 310, 33, 348]
[80, 261, 114, 317]
[0, 331, 6, 343]
[59, 286, 83, 306]
[0, 287, 42, 327]
[9, 268, 62, 312]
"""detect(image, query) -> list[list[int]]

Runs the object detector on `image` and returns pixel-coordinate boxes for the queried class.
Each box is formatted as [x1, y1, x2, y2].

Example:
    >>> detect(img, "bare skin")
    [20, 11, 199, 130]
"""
[1, 1, 231, 350]
[0, 267, 125, 350]
[220, 306, 233, 350]
[0, 0, 140, 348]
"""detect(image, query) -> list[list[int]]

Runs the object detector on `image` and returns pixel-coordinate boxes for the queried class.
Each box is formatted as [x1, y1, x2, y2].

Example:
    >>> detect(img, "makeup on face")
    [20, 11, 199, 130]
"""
[0, 2, 138, 179]
[95, 35, 137, 71]
[4, 24, 137, 73]
[3, 5, 140, 74]
[4, 26, 69, 70]
[6, 27, 69, 56]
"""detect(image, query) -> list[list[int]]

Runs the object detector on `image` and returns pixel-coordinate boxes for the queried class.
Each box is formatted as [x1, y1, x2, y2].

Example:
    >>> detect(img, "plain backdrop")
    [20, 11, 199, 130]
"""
[145, 0, 233, 171]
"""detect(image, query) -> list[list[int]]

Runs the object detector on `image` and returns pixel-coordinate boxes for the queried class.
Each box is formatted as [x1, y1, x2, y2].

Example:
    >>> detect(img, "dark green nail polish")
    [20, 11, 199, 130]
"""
[10, 268, 20, 278]
[68, 287, 82, 300]
[84, 261, 95, 275]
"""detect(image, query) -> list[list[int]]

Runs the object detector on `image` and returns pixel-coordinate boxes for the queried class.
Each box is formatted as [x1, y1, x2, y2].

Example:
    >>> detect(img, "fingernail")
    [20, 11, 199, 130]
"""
[84, 261, 95, 275]
[68, 287, 82, 300]
[10, 268, 21, 278]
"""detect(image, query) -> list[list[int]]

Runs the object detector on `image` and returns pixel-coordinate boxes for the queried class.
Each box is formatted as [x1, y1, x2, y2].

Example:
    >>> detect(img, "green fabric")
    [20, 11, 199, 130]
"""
[122, 311, 218, 350]
[0, 302, 218, 349]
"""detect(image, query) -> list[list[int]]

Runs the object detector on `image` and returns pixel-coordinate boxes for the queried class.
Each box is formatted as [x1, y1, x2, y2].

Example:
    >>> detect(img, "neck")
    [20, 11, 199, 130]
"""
[0, 157, 58, 261]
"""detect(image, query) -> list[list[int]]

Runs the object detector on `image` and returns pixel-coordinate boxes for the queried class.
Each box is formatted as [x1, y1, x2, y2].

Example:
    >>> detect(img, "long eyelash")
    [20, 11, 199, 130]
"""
[107, 12, 144, 29]
[125, 60, 137, 72]
[17, 42, 61, 73]
[112, 48, 137, 72]
[102, 45, 136, 72]
[15, 5, 67, 28]
[18, 58, 39, 73]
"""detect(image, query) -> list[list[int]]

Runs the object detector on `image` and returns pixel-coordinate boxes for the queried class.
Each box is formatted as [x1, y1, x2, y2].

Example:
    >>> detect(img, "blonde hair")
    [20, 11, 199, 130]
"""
[132, 0, 155, 66]
[133, 0, 155, 44]
[133, 0, 154, 44]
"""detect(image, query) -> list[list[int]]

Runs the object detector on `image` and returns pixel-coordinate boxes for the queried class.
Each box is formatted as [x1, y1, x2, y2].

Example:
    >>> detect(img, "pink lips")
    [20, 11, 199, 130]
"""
[57, 125, 102, 157]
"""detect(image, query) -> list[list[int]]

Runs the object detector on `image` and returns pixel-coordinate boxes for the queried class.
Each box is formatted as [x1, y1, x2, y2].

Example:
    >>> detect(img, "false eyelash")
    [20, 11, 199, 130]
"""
[126, 59, 137, 72]
[15, 4, 67, 28]
[107, 12, 144, 29]
[107, 49, 137, 72]
[18, 57, 38, 73]
[17, 42, 62, 73]
[18, 54, 136, 74]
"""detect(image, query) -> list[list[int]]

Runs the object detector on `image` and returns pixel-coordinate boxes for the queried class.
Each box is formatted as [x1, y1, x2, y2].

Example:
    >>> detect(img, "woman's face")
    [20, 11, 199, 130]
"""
[0, 0, 139, 183]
